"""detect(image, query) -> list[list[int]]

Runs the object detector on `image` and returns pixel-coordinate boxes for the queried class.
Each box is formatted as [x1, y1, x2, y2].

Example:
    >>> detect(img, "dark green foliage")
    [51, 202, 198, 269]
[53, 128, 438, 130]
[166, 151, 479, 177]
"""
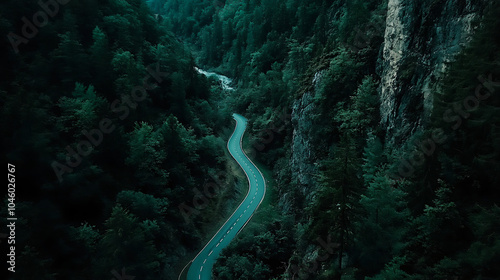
[307, 133, 362, 278]
[1, 0, 498, 279]
[0, 0, 229, 278]
[126, 121, 169, 188]
[351, 135, 410, 275]
[213, 216, 295, 279]
[461, 205, 500, 278]
[335, 76, 380, 135]
[154, 0, 499, 279]
[92, 205, 162, 280]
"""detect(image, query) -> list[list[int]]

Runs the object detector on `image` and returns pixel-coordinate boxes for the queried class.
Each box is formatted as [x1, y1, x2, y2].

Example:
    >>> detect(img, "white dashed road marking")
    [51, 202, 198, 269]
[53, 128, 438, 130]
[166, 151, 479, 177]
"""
[189, 115, 267, 280]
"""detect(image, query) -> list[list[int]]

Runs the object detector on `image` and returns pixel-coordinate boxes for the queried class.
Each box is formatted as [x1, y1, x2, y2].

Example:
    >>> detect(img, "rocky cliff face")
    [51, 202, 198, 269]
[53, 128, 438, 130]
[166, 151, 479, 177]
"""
[282, 1, 489, 276]
[288, 71, 324, 206]
[288, 0, 488, 198]
[379, 0, 487, 145]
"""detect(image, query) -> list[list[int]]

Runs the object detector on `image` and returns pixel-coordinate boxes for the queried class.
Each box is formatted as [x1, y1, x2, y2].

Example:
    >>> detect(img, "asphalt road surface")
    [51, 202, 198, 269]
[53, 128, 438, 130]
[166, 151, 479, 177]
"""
[185, 113, 266, 280]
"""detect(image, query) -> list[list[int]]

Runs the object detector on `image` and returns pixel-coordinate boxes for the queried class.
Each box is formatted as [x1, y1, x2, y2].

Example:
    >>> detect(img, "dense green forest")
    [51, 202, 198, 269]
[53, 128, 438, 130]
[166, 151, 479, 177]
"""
[1, 0, 499, 279]
[149, 0, 500, 279]
[1, 0, 237, 279]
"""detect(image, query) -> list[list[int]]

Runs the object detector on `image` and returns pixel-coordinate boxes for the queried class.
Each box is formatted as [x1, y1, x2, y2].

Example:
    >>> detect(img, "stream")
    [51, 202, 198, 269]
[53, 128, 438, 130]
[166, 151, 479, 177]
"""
[194, 67, 235, 91]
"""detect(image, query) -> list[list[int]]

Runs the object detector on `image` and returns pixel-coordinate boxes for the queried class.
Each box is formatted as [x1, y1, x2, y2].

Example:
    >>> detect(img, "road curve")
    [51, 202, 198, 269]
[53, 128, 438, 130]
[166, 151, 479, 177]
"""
[184, 113, 266, 280]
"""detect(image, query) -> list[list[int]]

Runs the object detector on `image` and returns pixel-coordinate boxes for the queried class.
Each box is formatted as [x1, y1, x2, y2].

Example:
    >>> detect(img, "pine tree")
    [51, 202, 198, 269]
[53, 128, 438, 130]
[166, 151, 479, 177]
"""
[308, 133, 361, 279]
[93, 205, 163, 280]
[89, 26, 113, 93]
[355, 170, 410, 274]
[57, 83, 106, 138]
[126, 122, 168, 188]
[51, 32, 90, 88]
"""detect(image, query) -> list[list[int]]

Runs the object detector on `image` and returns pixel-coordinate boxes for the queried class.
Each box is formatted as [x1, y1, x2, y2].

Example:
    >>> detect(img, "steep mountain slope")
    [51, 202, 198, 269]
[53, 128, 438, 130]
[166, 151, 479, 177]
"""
[0, 1, 238, 279]
[152, 0, 500, 279]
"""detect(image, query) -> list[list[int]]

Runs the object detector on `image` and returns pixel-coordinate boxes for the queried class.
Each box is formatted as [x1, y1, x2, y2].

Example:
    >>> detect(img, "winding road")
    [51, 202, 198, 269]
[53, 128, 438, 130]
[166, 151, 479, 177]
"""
[183, 113, 266, 280]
